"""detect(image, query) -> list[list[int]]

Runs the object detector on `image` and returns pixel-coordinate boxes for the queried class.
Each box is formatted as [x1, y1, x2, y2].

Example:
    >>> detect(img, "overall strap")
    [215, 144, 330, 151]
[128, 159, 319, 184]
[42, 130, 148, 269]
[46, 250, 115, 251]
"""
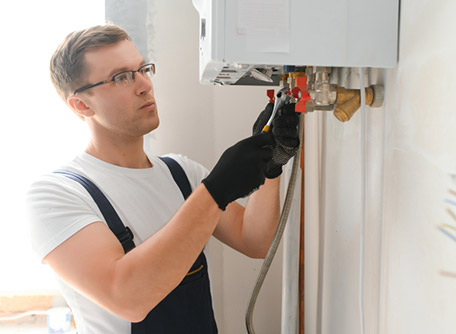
[159, 156, 192, 200]
[54, 169, 136, 253]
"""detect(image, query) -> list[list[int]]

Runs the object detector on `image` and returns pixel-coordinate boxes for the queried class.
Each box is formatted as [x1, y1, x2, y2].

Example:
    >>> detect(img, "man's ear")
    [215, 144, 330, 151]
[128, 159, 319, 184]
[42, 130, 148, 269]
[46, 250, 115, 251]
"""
[67, 95, 95, 118]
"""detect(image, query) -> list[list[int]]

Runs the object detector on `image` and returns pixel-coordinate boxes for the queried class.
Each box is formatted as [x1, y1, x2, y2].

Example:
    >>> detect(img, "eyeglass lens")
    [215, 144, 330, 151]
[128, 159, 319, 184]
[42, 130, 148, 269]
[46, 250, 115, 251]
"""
[112, 64, 155, 87]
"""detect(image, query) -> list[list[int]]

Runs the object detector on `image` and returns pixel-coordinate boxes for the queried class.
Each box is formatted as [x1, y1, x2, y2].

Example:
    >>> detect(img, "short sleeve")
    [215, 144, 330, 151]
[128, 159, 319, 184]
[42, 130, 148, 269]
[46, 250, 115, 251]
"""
[25, 173, 104, 260]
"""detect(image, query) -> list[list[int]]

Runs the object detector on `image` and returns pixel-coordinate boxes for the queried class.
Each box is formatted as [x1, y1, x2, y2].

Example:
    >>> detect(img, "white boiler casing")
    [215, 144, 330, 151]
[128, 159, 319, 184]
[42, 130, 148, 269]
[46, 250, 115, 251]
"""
[192, 0, 399, 85]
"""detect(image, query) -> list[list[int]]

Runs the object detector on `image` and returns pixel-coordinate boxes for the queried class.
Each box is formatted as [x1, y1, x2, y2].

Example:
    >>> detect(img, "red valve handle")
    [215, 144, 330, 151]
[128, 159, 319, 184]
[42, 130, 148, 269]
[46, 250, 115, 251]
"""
[267, 89, 275, 103]
[295, 76, 310, 113]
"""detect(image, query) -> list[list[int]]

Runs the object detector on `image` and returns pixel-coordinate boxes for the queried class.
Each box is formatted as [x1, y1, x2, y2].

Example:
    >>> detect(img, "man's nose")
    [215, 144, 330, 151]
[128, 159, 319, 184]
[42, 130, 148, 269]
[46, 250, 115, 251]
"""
[135, 72, 153, 95]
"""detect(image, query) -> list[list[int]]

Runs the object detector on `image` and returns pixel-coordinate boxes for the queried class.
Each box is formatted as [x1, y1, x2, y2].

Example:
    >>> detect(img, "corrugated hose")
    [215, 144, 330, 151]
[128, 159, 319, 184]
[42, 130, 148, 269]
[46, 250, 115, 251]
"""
[246, 112, 304, 334]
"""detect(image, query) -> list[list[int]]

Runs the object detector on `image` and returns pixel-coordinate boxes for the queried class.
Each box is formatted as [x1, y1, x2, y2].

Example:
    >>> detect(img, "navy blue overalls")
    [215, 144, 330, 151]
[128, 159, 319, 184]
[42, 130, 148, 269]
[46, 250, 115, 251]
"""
[56, 156, 218, 333]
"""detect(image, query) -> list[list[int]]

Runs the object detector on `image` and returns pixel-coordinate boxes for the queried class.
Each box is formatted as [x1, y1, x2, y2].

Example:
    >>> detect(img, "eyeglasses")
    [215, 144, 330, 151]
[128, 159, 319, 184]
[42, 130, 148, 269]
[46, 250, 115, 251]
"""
[73, 63, 156, 95]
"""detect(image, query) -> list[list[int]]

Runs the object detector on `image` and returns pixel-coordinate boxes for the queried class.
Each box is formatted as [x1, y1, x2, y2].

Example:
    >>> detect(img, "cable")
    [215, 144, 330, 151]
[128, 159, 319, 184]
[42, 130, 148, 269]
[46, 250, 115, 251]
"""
[359, 67, 367, 334]
[245, 112, 304, 334]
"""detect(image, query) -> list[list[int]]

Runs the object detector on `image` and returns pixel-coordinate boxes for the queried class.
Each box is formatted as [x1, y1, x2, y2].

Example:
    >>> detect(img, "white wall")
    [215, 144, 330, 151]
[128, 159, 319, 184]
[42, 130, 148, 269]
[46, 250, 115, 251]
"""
[303, 0, 456, 333]
[380, 0, 456, 332]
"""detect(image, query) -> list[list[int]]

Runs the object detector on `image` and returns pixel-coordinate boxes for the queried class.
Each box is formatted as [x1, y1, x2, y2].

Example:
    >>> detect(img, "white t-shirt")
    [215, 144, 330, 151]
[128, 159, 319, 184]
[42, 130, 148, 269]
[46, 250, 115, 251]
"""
[25, 151, 209, 334]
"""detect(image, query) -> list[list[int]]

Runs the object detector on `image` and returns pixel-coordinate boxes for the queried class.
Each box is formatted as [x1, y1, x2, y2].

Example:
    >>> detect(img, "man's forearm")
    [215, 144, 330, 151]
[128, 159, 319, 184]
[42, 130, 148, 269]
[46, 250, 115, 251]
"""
[242, 177, 281, 258]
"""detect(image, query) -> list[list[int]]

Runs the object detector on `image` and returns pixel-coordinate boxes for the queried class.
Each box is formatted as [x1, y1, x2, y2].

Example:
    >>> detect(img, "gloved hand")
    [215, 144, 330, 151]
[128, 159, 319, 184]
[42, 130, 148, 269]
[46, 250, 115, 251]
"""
[252, 102, 300, 178]
[202, 133, 274, 210]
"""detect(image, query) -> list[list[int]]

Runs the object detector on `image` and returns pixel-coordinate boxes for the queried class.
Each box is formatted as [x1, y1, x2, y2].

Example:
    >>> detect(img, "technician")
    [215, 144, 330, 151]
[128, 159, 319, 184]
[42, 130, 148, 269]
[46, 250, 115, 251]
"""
[26, 24, 299, 334]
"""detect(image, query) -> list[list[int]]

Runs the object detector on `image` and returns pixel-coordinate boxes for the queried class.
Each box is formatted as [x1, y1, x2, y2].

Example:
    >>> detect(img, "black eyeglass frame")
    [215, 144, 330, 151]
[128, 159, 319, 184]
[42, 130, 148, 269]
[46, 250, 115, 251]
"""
[73, 63, 155, 95]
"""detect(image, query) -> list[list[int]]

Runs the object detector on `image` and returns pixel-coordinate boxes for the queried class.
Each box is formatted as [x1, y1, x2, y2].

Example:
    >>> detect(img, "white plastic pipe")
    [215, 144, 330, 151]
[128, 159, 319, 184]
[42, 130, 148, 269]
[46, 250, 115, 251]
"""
[359, 67, 367, 334]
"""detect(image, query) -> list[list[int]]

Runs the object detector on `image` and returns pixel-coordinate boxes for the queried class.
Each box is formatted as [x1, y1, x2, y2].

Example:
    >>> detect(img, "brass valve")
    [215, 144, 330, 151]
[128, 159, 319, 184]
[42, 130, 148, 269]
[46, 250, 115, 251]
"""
[333, 85, 384, 122]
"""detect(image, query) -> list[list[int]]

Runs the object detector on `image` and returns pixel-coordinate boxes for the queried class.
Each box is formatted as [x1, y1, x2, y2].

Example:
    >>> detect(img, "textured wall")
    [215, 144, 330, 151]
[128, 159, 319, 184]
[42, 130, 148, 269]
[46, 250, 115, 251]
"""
[379, 0, 456, 332]
[302, 0, 456, 333]
[105, 0, 155, 62]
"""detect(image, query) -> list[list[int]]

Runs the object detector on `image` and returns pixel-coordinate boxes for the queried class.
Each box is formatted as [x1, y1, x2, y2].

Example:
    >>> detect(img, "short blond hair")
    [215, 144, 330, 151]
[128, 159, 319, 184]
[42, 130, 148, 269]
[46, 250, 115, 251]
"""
[50, 24, 131, 101]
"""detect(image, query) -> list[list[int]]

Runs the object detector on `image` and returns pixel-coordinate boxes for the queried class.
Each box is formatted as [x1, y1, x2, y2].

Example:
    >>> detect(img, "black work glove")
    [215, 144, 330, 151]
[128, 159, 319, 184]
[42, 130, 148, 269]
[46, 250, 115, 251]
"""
[252, 102, 300, 178]
[202, 133, 274, 210]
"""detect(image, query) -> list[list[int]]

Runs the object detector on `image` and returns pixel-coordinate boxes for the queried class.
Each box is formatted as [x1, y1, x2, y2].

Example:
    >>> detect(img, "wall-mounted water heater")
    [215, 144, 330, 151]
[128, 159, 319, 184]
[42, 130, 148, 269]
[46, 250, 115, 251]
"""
[192, 0, 399, 86]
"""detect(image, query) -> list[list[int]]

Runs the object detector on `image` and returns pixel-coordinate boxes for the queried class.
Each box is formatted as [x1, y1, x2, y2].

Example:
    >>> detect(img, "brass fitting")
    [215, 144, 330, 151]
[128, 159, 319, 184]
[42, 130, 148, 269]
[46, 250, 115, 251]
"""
[333, 85, 384, 122]
[280, 75, 289, 88]
[290, 72, 307, 79]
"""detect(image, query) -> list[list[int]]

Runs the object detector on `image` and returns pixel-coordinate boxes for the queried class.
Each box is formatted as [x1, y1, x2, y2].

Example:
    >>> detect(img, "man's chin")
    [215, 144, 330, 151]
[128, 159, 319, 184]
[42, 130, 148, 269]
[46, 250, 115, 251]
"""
[144, 119, 160, 136]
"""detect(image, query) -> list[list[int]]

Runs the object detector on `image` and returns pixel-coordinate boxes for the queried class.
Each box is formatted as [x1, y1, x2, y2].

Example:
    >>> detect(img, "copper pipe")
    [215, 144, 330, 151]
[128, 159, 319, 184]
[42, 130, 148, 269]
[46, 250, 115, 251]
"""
[299, 115, 305, 334]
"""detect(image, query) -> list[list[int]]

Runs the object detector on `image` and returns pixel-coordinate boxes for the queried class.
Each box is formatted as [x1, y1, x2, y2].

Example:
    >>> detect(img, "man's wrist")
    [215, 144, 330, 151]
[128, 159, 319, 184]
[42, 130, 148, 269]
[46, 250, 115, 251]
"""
[201, 178, 227, 211]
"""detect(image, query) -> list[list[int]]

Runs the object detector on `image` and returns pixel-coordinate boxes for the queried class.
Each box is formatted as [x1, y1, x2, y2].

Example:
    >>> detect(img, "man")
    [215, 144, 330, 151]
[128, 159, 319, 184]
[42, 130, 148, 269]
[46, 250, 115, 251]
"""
[26, 24, 299, 333]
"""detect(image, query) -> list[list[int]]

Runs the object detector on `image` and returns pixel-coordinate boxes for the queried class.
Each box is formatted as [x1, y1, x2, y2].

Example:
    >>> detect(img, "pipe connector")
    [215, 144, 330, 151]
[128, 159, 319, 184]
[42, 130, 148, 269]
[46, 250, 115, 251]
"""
[333, 84, 384, 122]
[308, 67, 337, 106]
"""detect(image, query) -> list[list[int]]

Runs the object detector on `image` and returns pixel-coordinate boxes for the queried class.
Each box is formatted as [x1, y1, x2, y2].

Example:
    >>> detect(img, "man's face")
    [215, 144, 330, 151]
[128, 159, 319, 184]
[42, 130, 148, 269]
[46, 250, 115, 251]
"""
[80, 39, 159, 139]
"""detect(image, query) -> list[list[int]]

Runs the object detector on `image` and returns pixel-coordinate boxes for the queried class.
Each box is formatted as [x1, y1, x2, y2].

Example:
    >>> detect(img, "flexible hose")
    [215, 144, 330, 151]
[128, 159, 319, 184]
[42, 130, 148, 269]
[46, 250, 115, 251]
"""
[245, 112, 304, 334]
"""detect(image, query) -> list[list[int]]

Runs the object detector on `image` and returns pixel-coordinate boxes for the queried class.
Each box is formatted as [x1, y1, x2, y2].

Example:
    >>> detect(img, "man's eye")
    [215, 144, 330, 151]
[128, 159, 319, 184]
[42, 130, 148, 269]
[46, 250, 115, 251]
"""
[114, 73, 130, 83]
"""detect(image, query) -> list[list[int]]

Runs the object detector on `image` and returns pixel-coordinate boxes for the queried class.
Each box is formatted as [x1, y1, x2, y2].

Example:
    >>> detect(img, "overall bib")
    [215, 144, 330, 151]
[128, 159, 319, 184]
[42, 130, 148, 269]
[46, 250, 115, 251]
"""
[56, 156, 218, 333]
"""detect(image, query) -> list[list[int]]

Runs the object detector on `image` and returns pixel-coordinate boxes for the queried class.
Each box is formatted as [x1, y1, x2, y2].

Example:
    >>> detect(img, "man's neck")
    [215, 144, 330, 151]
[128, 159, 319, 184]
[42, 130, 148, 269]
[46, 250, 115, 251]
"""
[85, 137, 152, 169]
